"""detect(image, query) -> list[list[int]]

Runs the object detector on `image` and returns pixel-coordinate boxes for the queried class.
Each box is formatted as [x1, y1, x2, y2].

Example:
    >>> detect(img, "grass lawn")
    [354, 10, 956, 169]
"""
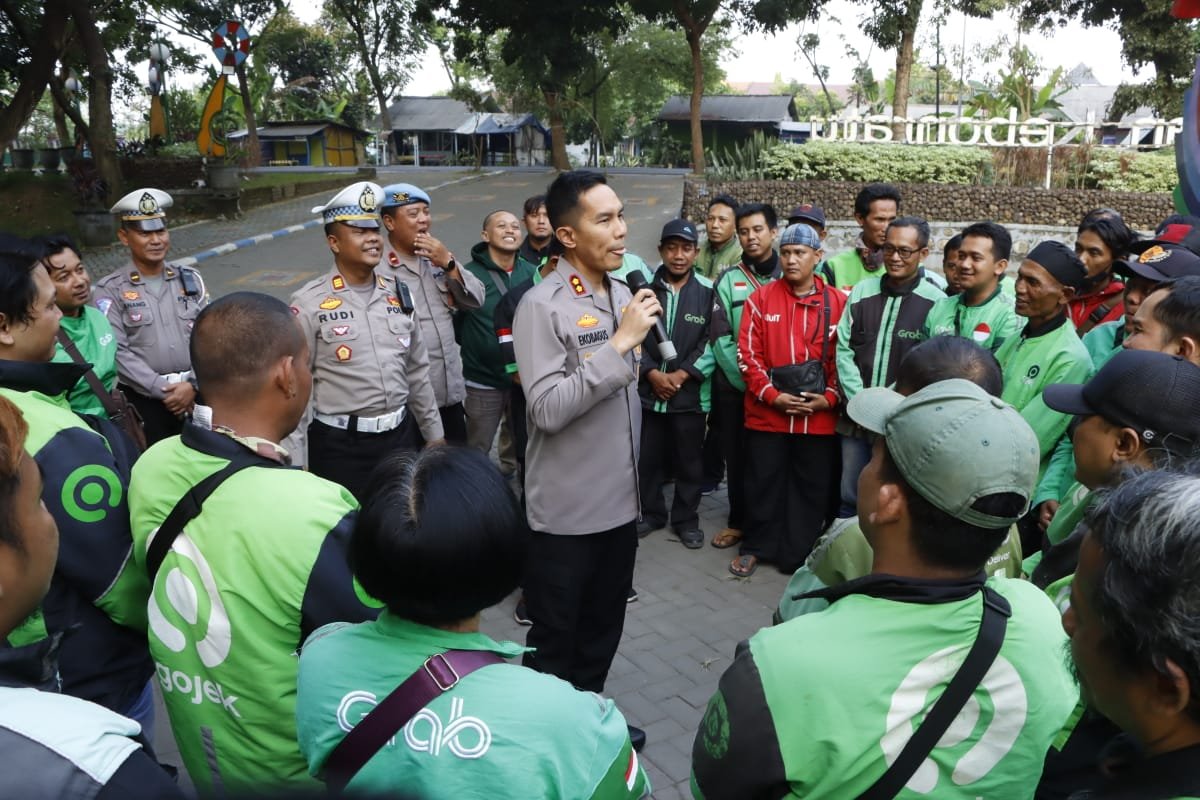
[0, 171, 81, 240]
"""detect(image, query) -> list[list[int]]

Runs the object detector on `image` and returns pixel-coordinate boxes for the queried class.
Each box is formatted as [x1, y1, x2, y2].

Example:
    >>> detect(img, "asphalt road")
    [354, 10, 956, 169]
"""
[194, 168, 686, 302]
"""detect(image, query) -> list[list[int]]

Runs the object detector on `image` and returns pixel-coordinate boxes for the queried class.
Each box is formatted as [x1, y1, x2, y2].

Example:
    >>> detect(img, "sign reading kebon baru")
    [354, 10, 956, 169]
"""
[805, 107, 1183, 149]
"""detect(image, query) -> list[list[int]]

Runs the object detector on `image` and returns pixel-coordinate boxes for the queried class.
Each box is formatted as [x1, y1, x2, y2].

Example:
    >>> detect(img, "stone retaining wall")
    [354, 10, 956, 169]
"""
[682, 179, 1174, 231]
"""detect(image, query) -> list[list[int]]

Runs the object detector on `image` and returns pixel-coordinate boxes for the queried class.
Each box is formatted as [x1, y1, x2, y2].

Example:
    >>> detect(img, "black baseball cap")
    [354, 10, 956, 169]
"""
[1115, 243, 1200, 282]
[788, 204, 826, 229]
[660, 218, 698, 244]
[1043, 349, 1200, 456]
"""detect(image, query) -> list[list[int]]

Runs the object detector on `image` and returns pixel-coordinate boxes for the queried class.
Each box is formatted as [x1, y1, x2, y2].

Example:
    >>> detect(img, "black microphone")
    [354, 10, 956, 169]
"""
[624, 271, 677, 363]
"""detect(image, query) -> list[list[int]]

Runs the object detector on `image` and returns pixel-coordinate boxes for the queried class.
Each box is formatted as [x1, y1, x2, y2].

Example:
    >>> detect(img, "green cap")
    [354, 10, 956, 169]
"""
[847, 379, 1038, 529]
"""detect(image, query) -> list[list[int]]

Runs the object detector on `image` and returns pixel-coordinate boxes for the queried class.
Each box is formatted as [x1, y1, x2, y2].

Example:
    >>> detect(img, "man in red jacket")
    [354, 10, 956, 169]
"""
[731, 223, 847, 577]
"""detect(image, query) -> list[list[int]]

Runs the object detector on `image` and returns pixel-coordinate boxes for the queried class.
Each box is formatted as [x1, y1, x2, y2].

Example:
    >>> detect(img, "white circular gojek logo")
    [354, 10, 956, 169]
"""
[147, 529, 233, 668]
[880, 647, 1027, 794]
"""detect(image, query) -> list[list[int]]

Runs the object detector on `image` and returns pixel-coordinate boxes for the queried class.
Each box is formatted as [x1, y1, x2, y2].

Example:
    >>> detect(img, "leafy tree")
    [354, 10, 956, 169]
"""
[966, 43, 1067, 118]
[1018, 0, 1199, 118]
[322, 0, 429, 160]
[152, 0, 283, 166]
[422, 0, 630, 169]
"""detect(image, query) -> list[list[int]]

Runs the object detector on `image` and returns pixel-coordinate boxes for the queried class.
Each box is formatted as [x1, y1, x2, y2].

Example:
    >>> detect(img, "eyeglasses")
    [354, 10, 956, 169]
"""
[881, 245, 922, 259]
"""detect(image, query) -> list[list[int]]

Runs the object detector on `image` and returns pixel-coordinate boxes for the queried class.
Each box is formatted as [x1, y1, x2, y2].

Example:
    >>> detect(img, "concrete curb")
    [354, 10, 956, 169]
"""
[176, 170, 503, 268]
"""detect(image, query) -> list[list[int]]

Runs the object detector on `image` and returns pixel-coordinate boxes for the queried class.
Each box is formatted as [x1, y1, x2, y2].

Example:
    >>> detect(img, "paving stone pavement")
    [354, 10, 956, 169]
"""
[151, 482, 790, 799]
[480, 483, 790, 800]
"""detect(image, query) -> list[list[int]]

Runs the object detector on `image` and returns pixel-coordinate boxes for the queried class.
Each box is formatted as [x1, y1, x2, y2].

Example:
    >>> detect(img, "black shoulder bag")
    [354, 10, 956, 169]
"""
[855, 586, 1012, 800]
[768, 288, 832, 396]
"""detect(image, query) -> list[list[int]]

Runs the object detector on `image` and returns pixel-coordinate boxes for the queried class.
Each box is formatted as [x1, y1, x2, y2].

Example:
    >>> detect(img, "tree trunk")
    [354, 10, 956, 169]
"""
[891, 0, 922, 141]
[67, 0, 121, 204]
[686, 27, 706, 174]
[0, 0, 70, 150]
[234, 63, 261, 166]
[543, 88, 570, 170]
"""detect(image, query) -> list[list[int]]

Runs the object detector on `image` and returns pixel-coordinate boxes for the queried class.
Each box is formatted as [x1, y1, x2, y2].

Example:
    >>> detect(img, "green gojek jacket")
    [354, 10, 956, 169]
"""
[921, 285, 1022, 353]
[692, 575, 1078, 799]
[709, 254, 781, 392]
[0, 359, 152, 715]
[119, 423, 380, 795]
[994, 316, 1093, 482]
[297, 614, 650, 799]
[50, 305, 119, 418]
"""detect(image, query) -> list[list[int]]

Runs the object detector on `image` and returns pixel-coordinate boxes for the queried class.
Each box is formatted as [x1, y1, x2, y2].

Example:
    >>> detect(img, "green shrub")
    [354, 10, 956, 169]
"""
[759, 140, 995, 185]
[1085, 148, 1177, 193]
[705, 130, 773, 180]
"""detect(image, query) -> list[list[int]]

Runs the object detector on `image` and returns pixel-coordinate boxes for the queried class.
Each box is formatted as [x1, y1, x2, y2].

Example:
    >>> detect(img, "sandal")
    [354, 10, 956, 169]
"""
[729, 554, 758, 578]
[711, 527, 743, 549]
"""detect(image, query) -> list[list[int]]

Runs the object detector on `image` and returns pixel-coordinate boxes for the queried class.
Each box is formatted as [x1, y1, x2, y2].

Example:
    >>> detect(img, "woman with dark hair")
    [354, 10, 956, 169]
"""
[0, 394, 182, 799]
[1071, 208, 1137, 334]
[774, 335, 1020, 622]
[38, 234, 119, 418]
[296, 446, 649, 798]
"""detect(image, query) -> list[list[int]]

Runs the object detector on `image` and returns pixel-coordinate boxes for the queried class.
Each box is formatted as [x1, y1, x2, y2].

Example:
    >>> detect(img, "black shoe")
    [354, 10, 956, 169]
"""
[700, 480, 719, 496]
[628, 724, 646, 752]
[636, 519, 664, 538]
[513, 597, 532, 626]
[678, 528, 704, 549]
[627, 586, 639, 603]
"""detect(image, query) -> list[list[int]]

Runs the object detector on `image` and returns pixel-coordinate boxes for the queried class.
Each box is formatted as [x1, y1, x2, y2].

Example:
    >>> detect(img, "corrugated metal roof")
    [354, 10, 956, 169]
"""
[657, 95, 798, 123]
[452, 113, 547, 135]
[371, 96, 474, 132]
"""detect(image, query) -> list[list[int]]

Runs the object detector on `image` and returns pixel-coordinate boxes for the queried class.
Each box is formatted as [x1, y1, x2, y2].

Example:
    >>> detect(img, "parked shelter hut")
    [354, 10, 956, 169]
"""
[657, 94, 799, 151]
[228, 120, 367, 166]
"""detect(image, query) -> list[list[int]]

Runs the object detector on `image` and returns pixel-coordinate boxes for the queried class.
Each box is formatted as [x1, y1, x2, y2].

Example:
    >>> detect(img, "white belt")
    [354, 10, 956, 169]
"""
[162, 370, 194, 385]
[314, 408, 406, 434]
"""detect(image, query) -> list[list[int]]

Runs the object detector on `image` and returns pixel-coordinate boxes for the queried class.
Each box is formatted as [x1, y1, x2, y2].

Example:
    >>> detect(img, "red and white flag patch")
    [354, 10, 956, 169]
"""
[973, 322, 991, 343]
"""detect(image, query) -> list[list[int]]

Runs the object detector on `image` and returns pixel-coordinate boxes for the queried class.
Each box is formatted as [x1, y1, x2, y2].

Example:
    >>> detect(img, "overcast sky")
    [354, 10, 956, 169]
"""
[225, 2, 1150, 97]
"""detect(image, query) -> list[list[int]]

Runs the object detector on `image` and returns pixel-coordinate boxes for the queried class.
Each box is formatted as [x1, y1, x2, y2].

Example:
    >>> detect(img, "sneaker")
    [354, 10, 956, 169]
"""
[700, 480, 719, 496]
[678, 528, 704, 549]
[513, 597, 532, 626]
[636, 519, 664, 538]
[627, 586, 639, 603]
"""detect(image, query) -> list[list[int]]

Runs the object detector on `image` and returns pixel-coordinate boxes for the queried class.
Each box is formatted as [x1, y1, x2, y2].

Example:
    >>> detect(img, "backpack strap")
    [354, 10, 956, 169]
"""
[145, 447, 277, 581]
[856, 587, 1011, 800]
[55, 329, 120, 418]
[323, 649, 504, 793]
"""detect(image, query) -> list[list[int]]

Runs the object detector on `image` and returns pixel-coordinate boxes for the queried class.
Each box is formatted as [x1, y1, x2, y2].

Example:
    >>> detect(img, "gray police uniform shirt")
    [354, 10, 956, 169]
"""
[290, 267, 444, 441]
[513, 263, 641, 535]
[93, 263, 207, 399]
[381, 241, 485, 408]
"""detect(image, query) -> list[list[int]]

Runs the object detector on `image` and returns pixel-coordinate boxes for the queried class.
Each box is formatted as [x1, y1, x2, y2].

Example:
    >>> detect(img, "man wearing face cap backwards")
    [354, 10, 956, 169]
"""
[994, 240, 1093, 489]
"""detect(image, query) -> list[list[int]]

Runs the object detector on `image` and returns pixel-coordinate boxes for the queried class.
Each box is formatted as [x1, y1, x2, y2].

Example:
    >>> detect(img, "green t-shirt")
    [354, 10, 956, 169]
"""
[51, 306, 118, 418]
[694, 577, 1078, 799]
[776, 518, 1023, 622]
[296, 614, 649, 799]
[126, 428, 378, 794]
[921, 286, 1022, 353]
[994, 319, 1092, 482]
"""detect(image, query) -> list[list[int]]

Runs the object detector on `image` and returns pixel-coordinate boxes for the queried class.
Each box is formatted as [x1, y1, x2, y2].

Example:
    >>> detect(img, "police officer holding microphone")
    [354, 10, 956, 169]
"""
[289, 181, 444, 499]
[514, 170, 662, 751]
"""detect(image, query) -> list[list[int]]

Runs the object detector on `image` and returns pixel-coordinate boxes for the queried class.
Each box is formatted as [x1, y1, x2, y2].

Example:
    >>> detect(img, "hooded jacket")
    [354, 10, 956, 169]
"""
[458, 241, 538, 389]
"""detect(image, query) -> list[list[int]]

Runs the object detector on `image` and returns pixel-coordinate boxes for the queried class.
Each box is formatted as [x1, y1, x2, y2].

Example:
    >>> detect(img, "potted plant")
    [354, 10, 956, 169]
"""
[36, 139, 61, 171]
[69, 158, 113, 246]
[9, 137, 35, 169]
[206, 142, 246, 193]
